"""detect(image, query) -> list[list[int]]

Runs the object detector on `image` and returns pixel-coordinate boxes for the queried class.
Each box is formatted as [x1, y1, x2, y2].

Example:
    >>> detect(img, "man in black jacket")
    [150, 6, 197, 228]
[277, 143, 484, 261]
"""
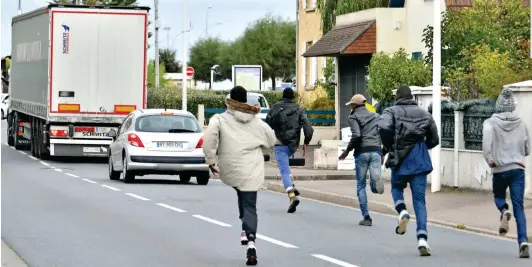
[266, 88, 314, 213]
[378, 86, 439, 257]
[339, 94, 384, 227]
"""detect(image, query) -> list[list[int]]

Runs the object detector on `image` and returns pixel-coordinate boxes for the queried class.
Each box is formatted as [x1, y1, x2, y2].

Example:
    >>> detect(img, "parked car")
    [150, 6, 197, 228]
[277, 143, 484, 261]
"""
[1, 94, 9, 119]
[225, 92, 270, 119]
[107, 109, 210, 185]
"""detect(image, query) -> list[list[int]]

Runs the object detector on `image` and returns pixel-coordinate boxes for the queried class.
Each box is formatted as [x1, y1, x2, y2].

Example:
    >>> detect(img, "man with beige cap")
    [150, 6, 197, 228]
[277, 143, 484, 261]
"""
[339, 94, 384, 227]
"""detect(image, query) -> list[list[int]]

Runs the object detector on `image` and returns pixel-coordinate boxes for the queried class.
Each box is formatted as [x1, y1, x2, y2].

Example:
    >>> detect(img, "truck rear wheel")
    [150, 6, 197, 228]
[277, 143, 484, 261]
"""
[37, 120, 49, 160]
[13, 113, 26, 151]
[30, 118, 37, 157]
[7, 115, 14, 146]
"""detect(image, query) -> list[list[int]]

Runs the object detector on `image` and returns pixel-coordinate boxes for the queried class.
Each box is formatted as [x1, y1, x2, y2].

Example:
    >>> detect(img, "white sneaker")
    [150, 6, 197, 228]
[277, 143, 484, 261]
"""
[395, 210, 410, 235]
[418, 239, 431, 256]
[499, 210, 512, 236]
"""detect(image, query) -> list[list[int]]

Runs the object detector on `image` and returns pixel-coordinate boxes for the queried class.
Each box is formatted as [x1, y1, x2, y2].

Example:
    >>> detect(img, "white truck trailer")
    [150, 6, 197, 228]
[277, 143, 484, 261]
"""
[7, 4, 149, 158]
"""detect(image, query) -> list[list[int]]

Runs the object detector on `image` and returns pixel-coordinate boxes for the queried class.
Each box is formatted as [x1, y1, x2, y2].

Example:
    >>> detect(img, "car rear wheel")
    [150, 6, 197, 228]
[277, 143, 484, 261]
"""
[179, 174, 191, 183]
[122, 155, 135, 183]
[109, 155, 120, 180]
[196, 172, 210, 185]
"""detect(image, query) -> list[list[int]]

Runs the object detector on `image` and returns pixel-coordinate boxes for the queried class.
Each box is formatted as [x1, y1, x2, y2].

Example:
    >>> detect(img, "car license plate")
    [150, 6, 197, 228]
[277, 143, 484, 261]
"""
[156, 141, 183, 148]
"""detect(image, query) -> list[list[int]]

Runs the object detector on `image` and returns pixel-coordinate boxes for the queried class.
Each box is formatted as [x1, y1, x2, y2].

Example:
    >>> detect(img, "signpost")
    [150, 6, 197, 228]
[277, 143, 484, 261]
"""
[186, 67, 195, 77]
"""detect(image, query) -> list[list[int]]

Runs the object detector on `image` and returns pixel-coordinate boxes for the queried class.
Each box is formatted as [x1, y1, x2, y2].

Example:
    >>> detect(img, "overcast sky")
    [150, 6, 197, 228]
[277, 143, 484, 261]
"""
[1, 0, 296, 60]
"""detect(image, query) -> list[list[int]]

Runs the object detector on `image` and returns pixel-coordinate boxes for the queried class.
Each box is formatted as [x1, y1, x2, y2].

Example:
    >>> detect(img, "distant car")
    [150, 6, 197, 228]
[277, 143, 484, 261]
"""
[0, 94, 9, 119]
[107, 109, 210, 185]
[226, 92, 270, 119]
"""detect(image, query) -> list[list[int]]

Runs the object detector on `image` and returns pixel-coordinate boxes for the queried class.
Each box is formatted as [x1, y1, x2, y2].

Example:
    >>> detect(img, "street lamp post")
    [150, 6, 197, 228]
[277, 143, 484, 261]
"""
[182, 0, 188, 111]
[154, 0, 160, 89]
[206, 5, 212, 37]
[431, 0, 442, 193]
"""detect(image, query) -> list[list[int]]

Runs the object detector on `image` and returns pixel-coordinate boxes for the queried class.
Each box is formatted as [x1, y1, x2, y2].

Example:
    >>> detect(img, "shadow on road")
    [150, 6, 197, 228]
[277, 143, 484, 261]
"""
[110, 178, 203, 186]
[46, 156, 107, 164]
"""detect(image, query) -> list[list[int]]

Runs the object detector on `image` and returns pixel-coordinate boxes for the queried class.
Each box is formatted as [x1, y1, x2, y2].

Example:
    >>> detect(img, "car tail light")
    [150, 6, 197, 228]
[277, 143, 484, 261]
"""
[50, 129, 68, 137]
[128, 133, 144, 147]
[196, 136, 204, 148]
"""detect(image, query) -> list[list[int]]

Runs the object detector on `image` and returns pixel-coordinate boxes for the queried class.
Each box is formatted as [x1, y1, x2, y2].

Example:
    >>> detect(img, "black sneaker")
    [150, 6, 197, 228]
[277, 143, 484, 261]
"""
[287, 190, 300, 213]
[520, 242, 530, 258]
[359, 216, 372, 226]
[246, 243, 258, 266]
[294, 188, 300, 196]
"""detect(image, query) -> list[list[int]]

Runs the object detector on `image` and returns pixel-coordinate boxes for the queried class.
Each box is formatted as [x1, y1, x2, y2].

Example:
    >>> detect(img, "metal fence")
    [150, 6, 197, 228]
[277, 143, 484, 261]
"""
[204, 108, 336, 126]
[463, 113, 491, 150]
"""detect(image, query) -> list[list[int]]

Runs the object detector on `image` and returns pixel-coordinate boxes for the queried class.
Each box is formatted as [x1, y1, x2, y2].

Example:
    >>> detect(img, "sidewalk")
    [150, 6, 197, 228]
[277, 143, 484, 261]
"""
[264, 180, 532, 239]
[2, 240, 28, 267]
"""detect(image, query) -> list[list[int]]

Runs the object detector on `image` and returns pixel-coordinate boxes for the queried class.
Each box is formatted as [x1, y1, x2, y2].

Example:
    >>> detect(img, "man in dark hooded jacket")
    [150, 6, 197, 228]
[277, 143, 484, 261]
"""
[378, 86, 439, 257]
[266, 88, 314, 213]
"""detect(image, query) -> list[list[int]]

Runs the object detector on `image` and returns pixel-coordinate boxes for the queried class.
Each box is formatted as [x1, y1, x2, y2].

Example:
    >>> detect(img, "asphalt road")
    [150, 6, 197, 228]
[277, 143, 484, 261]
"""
[1, 122, 531, 267]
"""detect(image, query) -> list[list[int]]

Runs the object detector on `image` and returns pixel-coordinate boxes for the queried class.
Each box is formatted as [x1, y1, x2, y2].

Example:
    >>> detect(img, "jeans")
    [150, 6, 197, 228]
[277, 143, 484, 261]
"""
[391, 172, 428, 240]
[355, 152, 382, 217]
[235, 188, 258, 242]
[493, 169, 528, 244]
[274, 145, 296, 191]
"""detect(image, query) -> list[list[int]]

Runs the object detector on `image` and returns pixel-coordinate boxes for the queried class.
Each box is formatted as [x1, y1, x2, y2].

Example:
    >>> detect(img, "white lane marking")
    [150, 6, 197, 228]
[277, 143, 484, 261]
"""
[18, 151, 27, 155]
[311, 254, 359, 267]
[125, 193, 150, 201]
[265, 190, 514, 242]
[65, 173, 79, 178]
[53, 168, 63, 172]
[39, 161, 50, 167]
[101, 185, 121, 191]
[156, 203, 187, 213]
[82, 178, 97, 184]
[28, 156, 38, 160]
[192, 215, 232, 227]
[256, 234, 298, 248]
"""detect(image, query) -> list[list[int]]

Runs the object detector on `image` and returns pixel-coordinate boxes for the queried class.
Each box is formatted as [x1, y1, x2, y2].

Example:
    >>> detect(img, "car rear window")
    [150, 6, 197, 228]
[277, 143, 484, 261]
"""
[135, 115, 201, 133]
[248, 95, 268, 108]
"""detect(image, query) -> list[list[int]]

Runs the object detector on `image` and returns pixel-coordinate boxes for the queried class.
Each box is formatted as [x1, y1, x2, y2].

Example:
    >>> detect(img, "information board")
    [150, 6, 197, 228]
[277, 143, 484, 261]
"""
[232, 65, 262, 91]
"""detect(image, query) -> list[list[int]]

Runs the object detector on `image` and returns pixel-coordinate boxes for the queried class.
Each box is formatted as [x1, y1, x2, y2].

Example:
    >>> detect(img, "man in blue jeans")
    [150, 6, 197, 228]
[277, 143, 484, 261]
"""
[482, 87, 530, 258]
[378, 86, 439, 256]
[339, 94, 384, 226]
[266, 88, 314, 213]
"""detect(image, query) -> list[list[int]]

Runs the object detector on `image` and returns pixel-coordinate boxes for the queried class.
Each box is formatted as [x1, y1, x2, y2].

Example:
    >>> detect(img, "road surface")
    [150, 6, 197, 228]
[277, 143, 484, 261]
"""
[1, 122, 530, 267]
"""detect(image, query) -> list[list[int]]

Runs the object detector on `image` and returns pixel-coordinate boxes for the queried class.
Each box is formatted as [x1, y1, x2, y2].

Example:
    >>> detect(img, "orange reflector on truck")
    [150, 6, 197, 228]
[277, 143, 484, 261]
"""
[58, 103, 80, 113]
[115, 105, 136, 114]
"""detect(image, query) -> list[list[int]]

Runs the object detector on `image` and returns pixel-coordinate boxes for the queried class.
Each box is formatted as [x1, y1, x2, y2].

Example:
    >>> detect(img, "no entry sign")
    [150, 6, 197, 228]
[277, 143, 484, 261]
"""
[186, 67, 195, 77]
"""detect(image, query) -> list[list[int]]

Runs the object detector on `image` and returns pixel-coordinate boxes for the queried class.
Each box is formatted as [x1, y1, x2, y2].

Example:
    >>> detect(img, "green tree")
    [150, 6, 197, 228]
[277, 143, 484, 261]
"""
[188, 38, 230, 87]
[367, 49, 431, 102]
[159, 49, 181, 73]
[236, 15, 296, 90]
[316, 0, 388, 34]
[314, 57, 335, 100]
[147, 60, 167, 88]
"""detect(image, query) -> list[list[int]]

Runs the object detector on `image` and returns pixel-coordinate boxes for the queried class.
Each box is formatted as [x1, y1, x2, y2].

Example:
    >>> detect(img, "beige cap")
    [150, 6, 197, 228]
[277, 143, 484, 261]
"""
[345, 94, 367, 106]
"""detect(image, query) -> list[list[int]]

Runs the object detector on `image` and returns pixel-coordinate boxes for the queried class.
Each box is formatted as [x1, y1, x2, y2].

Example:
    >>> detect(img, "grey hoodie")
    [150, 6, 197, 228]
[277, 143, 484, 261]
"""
[482, 112, 530, 174]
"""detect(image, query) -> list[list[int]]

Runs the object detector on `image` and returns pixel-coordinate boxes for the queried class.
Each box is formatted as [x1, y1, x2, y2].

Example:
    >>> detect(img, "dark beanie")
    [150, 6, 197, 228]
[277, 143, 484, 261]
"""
[230, 86, 247, 103]
[396, 85, 413, 100]
[283, 88, 295, 100]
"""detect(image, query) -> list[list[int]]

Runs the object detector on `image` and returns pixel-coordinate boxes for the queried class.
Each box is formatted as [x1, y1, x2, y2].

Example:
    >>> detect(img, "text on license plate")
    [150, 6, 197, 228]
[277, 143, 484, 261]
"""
[156, 141, 184, 148]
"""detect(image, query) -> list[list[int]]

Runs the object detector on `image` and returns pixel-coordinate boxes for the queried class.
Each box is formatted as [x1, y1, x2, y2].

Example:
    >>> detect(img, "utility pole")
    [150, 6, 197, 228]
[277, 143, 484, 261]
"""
[182, 0, 188, 111]
[163, 27, 171, 49]
[431, 0, 442, 193]
[154, 0, 160, 89]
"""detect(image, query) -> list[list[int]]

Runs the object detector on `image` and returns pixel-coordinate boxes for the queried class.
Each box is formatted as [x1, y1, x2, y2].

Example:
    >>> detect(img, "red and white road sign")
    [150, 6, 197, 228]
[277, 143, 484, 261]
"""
[186, 67, 195, 77]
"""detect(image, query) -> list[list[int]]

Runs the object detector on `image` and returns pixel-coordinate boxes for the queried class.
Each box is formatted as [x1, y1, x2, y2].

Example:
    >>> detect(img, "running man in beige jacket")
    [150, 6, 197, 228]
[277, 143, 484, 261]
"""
[203, 86, 276, 266]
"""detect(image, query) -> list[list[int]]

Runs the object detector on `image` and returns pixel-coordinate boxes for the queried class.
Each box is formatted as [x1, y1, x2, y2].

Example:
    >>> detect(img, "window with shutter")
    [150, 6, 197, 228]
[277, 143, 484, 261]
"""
[302, 0, 307, 10]
[311, 0, 316, 9]
[321, 57, 327, 82]
[310, 41, 317, 87]
[301, 43, 307, 88]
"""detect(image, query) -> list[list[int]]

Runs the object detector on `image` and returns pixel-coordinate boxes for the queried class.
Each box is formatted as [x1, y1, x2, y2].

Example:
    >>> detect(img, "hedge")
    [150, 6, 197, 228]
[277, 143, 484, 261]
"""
[147, 87, 299, 118]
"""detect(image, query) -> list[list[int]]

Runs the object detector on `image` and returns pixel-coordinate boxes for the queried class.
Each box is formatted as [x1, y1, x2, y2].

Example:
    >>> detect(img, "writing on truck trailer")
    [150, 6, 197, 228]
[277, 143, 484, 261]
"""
[7, 4, 149, 158]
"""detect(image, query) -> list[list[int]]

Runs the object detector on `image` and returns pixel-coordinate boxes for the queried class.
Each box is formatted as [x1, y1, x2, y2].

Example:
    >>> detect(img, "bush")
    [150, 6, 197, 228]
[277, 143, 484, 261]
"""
[306, 97, 335, 126]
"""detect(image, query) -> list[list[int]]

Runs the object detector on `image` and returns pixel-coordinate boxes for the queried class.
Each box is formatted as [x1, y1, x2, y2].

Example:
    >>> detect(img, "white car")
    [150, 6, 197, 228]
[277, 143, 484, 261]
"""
[226, 92, 270, 119]
[107, 109, 210, 185]
[1, 94, 9, 119]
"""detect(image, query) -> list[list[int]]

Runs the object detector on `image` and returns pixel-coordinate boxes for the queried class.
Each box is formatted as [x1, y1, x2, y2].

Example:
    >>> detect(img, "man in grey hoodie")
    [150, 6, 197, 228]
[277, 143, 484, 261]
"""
[482, 87, 530, 259]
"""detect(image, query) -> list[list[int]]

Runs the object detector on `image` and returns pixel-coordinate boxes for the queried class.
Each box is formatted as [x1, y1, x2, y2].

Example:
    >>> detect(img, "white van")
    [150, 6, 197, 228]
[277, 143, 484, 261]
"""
[226, 92, 270, 119]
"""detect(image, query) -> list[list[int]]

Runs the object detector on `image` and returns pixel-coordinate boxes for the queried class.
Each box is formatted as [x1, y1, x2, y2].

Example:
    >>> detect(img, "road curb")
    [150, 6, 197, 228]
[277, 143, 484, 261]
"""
[264, 174, 354, 181]
[264, 182, 518, 240]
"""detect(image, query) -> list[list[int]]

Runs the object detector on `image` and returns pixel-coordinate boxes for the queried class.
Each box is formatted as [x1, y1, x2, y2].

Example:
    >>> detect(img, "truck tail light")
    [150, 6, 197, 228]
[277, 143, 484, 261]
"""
[195, 136, 204, 149]
[128, 133, 144, 147]
[50, 129, 68, 137]
[17, 122, 26, 136]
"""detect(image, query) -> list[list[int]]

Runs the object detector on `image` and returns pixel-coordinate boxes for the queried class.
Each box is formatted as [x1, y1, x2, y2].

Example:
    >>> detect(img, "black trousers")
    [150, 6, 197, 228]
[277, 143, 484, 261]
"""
[234, 187, 258, 242]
